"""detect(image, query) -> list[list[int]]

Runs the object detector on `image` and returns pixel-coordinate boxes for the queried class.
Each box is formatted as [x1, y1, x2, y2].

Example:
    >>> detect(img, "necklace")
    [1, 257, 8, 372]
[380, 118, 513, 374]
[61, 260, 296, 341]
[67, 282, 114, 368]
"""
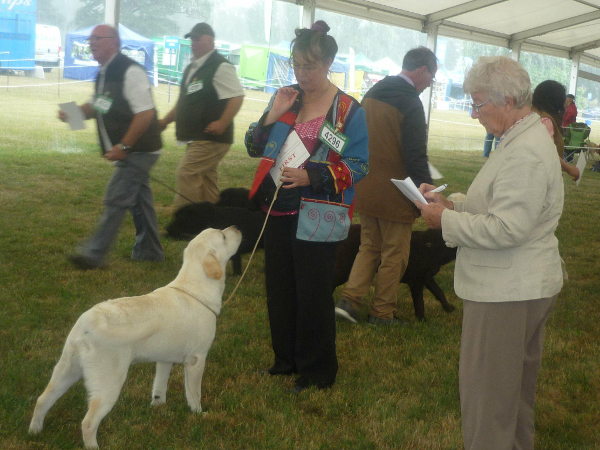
[302, 81, 331, 105]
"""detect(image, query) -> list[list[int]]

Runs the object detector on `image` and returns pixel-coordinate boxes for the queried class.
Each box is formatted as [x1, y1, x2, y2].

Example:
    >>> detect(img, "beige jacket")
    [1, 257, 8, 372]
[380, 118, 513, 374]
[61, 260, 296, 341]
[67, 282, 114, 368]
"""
[442, 113, 564, 302]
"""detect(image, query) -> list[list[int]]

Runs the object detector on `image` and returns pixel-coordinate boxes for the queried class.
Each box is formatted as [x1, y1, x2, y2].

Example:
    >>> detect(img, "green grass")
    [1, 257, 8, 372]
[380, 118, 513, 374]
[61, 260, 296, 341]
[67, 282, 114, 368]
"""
[1, 76, 599, 449]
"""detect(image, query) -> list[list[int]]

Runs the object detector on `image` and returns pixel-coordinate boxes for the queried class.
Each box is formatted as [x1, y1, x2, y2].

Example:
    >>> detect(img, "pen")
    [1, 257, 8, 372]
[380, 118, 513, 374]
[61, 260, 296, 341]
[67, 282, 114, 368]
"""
[431, 184, 448, 193]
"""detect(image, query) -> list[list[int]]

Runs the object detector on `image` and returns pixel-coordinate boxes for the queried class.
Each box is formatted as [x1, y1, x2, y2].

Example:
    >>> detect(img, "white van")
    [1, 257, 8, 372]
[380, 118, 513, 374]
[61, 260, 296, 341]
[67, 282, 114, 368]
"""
[35, 24, 61, 71]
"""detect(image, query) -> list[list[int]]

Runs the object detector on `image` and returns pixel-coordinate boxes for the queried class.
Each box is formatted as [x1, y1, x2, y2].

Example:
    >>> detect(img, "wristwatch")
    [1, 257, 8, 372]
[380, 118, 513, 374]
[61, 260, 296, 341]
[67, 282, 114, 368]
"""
[118, 143, 131, 153]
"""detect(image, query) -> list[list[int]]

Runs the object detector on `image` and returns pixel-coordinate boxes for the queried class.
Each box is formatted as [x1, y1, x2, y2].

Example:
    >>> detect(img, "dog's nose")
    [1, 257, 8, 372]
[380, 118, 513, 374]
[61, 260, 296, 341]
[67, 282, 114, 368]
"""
[225, 225, 240, 234]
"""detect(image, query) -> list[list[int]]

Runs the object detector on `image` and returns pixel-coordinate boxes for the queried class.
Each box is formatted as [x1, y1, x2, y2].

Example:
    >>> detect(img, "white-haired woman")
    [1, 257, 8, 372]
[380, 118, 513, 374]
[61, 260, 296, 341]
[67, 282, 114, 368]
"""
[417, 56, 564, 449]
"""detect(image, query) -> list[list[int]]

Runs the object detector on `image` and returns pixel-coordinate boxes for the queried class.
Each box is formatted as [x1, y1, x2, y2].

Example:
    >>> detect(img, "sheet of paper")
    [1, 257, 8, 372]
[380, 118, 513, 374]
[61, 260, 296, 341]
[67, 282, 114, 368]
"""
[428, 162, 443, 180]
[575, 152, 587, 186]
[269, 130, 310, 186]
[59, 102, 86, 131]
[391, 177, 428, 205]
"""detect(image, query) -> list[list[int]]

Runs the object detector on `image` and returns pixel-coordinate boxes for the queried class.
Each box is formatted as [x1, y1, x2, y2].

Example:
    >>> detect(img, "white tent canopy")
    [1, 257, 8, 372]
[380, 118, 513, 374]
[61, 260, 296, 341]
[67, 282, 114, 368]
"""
[372, 56, 402, 75]
[104, 0, 600, 73]
[279, 0, 600, 121]
[287, 0, 600, 66]
[102, 0, 600, 119]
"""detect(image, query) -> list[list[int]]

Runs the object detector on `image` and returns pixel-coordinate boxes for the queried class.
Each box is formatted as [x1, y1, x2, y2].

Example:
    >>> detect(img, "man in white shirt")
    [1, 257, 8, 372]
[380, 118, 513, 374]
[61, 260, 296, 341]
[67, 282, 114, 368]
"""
[59, 24, 164, 269]
[158, 23, 244, 209]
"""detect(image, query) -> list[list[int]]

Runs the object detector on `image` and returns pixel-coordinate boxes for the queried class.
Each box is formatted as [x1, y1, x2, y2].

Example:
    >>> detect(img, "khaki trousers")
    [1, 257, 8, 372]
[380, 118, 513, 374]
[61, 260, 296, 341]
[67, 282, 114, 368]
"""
[460, 295, 558, 450]
[174, 140, 231, 209]
[340, 213, 413, 320]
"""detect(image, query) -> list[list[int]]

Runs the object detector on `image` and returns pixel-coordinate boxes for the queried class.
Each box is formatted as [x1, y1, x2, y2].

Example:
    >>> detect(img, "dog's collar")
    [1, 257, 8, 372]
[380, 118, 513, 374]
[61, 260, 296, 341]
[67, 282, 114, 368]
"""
[169, 286, 219, 317]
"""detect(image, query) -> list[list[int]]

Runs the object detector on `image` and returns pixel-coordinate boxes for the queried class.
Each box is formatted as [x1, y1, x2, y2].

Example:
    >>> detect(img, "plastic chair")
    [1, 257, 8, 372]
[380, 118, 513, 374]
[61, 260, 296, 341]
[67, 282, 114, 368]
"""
[563, 122, 591, 163]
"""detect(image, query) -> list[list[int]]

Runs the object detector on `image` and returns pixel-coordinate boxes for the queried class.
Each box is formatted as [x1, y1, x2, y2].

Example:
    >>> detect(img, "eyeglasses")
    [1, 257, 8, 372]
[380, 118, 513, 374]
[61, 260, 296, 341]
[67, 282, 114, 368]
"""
[428, 68, 437, 83]
[291, 61, 319, 72]
[471, 99, 490, 112]
[86, 36, 116, 44]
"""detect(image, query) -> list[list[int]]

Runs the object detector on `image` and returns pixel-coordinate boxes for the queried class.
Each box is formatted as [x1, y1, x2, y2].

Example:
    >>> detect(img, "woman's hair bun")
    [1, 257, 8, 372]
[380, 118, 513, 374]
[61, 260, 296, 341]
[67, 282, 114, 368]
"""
[291, 19, 337, 62]
[311, 20, 330, 33]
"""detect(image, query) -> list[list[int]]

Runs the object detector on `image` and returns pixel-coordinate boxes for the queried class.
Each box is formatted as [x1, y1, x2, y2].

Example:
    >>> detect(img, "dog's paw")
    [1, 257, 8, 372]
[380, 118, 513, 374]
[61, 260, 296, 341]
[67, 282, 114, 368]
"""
[28, 421, 43, 434]
[151, 395, 166, 407]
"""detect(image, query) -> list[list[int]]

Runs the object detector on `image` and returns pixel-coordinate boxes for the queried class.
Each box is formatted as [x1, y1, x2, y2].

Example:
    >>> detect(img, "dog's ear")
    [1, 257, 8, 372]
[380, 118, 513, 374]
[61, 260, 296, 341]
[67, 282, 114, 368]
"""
[203, 250, 223, 280]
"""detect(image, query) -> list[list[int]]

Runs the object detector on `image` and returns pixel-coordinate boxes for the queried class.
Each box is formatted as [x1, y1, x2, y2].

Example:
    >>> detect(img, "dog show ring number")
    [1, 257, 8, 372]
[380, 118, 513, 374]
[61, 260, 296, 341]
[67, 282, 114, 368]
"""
[93, 95, 113, 114]
[187, 80, 204, 95]
[319, 120, 348, 155]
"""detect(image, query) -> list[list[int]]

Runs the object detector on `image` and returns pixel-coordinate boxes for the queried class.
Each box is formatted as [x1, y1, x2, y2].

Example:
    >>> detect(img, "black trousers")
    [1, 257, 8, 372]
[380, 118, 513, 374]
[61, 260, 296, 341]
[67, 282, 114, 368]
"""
[263, 214, 338, 388]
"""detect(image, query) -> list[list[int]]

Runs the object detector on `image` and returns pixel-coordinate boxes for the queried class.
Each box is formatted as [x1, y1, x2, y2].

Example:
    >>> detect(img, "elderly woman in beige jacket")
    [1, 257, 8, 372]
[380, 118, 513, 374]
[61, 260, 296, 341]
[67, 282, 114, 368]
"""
[417, 56, 564, 450]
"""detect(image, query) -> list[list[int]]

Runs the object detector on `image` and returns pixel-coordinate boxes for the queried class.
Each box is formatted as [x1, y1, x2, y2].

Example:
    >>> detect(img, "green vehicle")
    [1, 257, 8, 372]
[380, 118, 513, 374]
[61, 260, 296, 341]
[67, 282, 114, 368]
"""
[153, 37, 240, 86]
[153, 37, 191, 86]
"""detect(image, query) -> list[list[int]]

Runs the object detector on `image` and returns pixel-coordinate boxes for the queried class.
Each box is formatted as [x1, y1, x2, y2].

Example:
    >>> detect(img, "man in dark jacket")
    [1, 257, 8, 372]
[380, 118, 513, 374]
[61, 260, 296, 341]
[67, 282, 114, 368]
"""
[335, 46, 436, 325]
[158, 23, 244, 209]
[59, 24, 164, 269]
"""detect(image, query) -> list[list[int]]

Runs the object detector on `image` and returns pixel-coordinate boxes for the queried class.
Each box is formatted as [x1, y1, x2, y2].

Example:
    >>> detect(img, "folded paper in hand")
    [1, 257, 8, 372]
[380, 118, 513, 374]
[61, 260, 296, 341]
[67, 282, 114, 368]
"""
[59, 102, 86, 131]
[269, 130, 310, 186]
[391, 177, 428, 204]
[575, 152, 586, 186]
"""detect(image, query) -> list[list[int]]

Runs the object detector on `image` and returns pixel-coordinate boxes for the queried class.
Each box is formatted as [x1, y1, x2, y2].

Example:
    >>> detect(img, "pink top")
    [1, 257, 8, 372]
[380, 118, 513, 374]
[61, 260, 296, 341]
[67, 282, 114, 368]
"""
[294, 115, 326, 153]
[540, 116, 555, 138]
[264, 115, 327, 216]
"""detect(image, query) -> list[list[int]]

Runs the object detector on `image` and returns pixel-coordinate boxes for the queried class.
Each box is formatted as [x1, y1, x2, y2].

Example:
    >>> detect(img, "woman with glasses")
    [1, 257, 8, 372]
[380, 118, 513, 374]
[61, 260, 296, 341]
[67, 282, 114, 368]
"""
[245, 20, 369, 393]
[417, 56, 564, 450]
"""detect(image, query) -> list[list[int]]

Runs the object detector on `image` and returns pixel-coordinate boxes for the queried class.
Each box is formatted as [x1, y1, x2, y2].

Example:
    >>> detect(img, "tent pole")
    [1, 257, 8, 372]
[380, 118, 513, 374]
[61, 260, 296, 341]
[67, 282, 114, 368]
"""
[104, 0, 120, 27]
[168, 65, 172, 103]
[510, 42, 521, 61]
[569, 52, 580, 99]
[301, 0, 315, 29]
[423, 24, 438, 127]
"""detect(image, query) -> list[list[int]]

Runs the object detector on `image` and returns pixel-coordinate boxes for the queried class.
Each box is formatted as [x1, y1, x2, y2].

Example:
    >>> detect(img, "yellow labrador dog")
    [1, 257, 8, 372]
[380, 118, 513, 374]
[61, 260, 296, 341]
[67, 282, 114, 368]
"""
[587, 141, 600, 159]
[29, 226, 242, 449]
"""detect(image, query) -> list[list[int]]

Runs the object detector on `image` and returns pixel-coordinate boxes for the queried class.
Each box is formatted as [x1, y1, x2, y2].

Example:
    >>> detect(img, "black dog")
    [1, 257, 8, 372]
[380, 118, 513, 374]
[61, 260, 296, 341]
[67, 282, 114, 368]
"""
[166, 201, 265, 276]
[216, 187, 261, 211]
[334, 224, 457, 320]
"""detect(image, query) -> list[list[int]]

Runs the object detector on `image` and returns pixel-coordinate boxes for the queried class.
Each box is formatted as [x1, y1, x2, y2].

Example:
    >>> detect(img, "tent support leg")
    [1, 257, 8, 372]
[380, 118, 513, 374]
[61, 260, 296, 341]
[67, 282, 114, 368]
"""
[423, 24, 438, 137]
[301, 0, 315, 29]
[569, 52, 581, 98]
[104, 0, 120, 27]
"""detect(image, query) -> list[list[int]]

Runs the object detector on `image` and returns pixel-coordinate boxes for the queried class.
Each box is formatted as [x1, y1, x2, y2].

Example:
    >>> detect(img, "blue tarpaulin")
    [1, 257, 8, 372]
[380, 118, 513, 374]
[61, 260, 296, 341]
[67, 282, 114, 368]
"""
[63, 24, 154, 83]
[0, 0, 37, 70]
[265, 52, 349, 94]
